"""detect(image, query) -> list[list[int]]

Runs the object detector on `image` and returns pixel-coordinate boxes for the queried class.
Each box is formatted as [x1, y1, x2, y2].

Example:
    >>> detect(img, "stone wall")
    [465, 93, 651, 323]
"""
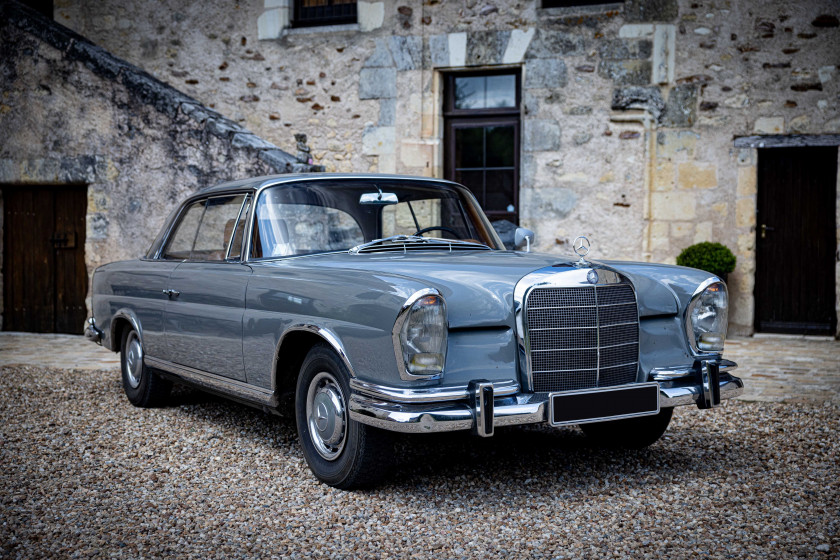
[34, 0, 840, 335]
[0, 1, 314, 325]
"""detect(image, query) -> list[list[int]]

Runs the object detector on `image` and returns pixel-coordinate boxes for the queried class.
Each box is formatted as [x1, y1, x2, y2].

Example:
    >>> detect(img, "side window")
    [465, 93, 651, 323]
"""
[227, 195, 251, 261]
[162, 201, 205, 260]
[192, 195, 246, 261]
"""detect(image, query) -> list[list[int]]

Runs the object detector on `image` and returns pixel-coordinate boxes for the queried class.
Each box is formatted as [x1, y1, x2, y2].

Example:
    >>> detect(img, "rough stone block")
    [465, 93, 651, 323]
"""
[525, 58, 567, 89]
[753, 117, 783, 134]
[736, 167, 757, 196]
[611, 86, 665, 119]
[521, 187, 577, 219]
[694, 221, 713, 243]
[624, 0, 678, 22]
[652, 161, 675, 191]
[378, 98, 396, 126]
[598, 39, 653, 60]
[651, 191, 697, 220]
[363, 38, 394, 68]
[503, 28, 535, 64]
[652, 24, 675, 84]
[467, 31, 508, 66]
[359, 67, 396, 99]
[660, 84, 698, 127]
[231, 133, 276, 150]
[257, 8, 286, 40]
[400, 140, 432, 168]
[429, 34, 449, 67]
[656, 130, 698, 158]
[736, 198, 756, 228]
[598, 60, 652, 86]
[362, 125, 395, 155]
[389, 36, 422, 71]
[650, 221, 670, 250]
[448, 33, 467, 67]
[523, 120, 561, 152]
[670, 221, 693, 239]
[259, 149, 296, 172]
[619, 24, 655, 38]
[67, 39, 125, 80]
[358, 1, 384, 32]
[678, 161, 717, 189]
[526, 30, 585, 58]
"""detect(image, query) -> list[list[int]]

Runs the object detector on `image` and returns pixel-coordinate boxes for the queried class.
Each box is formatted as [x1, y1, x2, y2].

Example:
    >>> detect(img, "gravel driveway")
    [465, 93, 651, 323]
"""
[1, 365, 837, 559]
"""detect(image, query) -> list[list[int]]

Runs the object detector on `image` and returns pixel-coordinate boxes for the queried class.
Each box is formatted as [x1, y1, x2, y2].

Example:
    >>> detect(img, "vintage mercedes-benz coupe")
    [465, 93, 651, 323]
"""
[86, 173, 742, 488]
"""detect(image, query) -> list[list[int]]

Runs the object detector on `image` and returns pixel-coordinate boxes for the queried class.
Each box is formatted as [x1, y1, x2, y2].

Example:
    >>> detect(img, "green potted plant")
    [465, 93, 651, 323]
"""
[676, 242, 737, 283]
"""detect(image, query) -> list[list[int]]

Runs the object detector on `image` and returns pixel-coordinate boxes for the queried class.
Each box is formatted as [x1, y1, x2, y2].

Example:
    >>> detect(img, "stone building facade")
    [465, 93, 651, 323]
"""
[0, 1, 315, 332]
[6, 0, 840, 337]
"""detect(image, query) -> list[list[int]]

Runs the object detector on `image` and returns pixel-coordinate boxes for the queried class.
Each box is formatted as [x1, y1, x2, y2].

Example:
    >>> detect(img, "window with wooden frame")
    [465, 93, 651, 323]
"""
[443, 70, 521, 224]
[293, 0, 357, 27]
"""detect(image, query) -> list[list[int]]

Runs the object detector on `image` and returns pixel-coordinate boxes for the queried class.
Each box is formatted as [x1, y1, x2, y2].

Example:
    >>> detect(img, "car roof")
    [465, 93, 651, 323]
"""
[199, 173, 461, 195]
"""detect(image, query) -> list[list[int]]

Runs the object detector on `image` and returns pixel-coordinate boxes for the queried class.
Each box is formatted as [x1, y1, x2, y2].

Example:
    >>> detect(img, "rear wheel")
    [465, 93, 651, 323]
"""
[579, 407, 674, 449]
[295, 344, 391, 489]
[120, 327, 171, 407]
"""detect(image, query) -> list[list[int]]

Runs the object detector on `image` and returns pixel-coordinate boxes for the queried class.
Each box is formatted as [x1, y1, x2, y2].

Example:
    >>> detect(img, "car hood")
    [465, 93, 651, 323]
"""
[269, 250, 682, 329]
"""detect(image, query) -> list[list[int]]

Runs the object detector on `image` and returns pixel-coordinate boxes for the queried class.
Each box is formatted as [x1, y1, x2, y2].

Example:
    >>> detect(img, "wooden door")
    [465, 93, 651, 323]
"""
[2, 185, 88, 333]
[755, 147, 837, 335]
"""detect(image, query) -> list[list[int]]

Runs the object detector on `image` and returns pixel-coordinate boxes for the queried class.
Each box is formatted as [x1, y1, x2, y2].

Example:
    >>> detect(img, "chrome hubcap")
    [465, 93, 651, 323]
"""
[306, 372, 347, 461]
[125, 332, 143, 389]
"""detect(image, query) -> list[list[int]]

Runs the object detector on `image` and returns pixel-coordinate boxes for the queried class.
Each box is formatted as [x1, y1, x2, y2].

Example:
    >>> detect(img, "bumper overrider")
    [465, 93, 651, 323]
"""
[348, 359, 742, 436]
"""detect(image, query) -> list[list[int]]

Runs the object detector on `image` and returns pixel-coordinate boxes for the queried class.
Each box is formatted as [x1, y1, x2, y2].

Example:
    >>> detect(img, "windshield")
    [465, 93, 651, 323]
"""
[251, 180, 503, 258]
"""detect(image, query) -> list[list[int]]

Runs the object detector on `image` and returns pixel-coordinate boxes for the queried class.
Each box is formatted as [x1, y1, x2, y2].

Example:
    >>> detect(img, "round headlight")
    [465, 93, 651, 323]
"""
[394, 291, 447, 379]
[686, 281, 728, 353]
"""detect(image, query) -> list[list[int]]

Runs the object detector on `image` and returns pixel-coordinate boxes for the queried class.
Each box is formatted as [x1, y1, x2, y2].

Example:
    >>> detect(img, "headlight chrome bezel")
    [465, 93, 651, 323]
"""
[684, 278, 729, 356]
[392, 288, 448, 381]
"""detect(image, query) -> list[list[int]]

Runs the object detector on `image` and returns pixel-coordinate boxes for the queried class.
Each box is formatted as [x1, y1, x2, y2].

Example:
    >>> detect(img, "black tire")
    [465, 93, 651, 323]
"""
[120, 327, 172, 408]
[579, 407, 674, 449]
[295, 343, 391, 489]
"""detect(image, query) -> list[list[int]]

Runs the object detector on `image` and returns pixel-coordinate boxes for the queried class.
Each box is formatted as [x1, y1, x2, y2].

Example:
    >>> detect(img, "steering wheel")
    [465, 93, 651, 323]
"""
[413, 226, 460, 238]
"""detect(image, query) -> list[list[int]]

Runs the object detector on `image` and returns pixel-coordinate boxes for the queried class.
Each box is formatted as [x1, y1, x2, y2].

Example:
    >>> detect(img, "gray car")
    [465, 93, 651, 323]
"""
[85, 173, 742, 488]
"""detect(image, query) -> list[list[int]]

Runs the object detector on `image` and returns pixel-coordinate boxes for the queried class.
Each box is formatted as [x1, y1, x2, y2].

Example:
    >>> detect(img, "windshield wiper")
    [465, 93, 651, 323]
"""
[349, 235, 490, 254]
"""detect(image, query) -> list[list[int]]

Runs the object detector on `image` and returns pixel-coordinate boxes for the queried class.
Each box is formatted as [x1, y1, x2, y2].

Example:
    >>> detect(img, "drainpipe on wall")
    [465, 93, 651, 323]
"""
[609, 110, 657, 262]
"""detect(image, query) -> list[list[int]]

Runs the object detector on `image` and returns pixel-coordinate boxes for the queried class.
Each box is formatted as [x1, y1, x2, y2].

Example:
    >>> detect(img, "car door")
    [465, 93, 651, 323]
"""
[162, 194, 252, 381]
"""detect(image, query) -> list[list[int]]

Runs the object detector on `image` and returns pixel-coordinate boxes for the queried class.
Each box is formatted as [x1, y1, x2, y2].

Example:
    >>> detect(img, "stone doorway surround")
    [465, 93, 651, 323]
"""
[732, 134, 840, 338]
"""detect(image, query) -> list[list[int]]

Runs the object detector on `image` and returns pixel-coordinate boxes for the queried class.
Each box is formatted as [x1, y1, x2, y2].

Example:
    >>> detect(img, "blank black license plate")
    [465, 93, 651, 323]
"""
[548, 382, 660, 426]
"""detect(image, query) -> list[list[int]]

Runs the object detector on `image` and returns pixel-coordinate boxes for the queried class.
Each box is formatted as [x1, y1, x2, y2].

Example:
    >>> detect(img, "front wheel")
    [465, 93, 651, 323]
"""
[295, 344, 391, 489]
[120, 327, 171, 407]
[579, 407, 674, 449]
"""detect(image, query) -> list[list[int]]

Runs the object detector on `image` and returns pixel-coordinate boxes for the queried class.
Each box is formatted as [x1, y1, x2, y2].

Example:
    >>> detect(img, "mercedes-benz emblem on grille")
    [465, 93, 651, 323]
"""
[587, 269, 599, 284]
[573, 236, 590, 257]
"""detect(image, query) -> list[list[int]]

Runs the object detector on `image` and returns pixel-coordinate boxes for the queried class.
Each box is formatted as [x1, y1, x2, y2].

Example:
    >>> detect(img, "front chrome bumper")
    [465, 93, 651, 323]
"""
[348, 364, 743, 435]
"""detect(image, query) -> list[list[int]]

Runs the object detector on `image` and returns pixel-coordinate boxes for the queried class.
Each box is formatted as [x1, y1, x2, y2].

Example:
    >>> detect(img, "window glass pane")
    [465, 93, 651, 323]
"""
[163, 201, 204, 260]
[381, 199, 443, 237]
[455, 127, 484, 168]
[228, 196, 251, 260]
[485, 170, 515, 212]
[485, 75, 516, 108]
[485, 125, 515, 167]
[255, 201, 364, 257]
[455, 170, 484, 206]
[192, 195, 246, 260]
[454, 76, 484, 110]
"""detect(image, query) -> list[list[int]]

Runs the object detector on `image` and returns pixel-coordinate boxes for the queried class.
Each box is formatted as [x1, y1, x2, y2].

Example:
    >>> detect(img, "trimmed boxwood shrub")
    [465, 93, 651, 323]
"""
[676, 242, 736, 278]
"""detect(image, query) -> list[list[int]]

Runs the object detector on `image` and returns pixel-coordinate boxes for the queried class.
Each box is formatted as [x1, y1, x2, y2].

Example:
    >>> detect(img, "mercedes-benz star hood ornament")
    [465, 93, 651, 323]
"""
[573, 235, 591, 268]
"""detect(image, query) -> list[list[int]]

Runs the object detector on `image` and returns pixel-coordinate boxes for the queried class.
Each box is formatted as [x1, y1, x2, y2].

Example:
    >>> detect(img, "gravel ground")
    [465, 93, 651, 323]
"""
[1, 366, 838, 559]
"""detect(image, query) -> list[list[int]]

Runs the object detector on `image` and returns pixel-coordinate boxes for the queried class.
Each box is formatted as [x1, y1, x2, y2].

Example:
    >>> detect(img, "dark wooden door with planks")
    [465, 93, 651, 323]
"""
[755, 147, 837, 335]
[2, 185, 88, 333]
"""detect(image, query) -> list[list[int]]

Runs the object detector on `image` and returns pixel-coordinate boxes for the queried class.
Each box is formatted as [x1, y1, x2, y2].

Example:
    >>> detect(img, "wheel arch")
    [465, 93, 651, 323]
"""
[272, 324, 356, 411]
[109, 310, 142, 352]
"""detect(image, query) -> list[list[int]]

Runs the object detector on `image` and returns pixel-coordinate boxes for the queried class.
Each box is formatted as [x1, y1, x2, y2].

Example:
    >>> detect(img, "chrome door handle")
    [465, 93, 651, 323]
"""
[162, 289, 180, 298]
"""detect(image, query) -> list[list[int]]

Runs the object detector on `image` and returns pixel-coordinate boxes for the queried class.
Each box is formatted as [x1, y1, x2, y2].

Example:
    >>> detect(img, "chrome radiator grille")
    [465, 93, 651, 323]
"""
[525, 283, 639, 393]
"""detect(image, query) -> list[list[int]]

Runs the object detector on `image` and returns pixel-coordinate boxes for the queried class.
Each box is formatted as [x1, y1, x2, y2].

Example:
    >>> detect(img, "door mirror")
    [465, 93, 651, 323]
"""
[514, 227, 535, 252]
